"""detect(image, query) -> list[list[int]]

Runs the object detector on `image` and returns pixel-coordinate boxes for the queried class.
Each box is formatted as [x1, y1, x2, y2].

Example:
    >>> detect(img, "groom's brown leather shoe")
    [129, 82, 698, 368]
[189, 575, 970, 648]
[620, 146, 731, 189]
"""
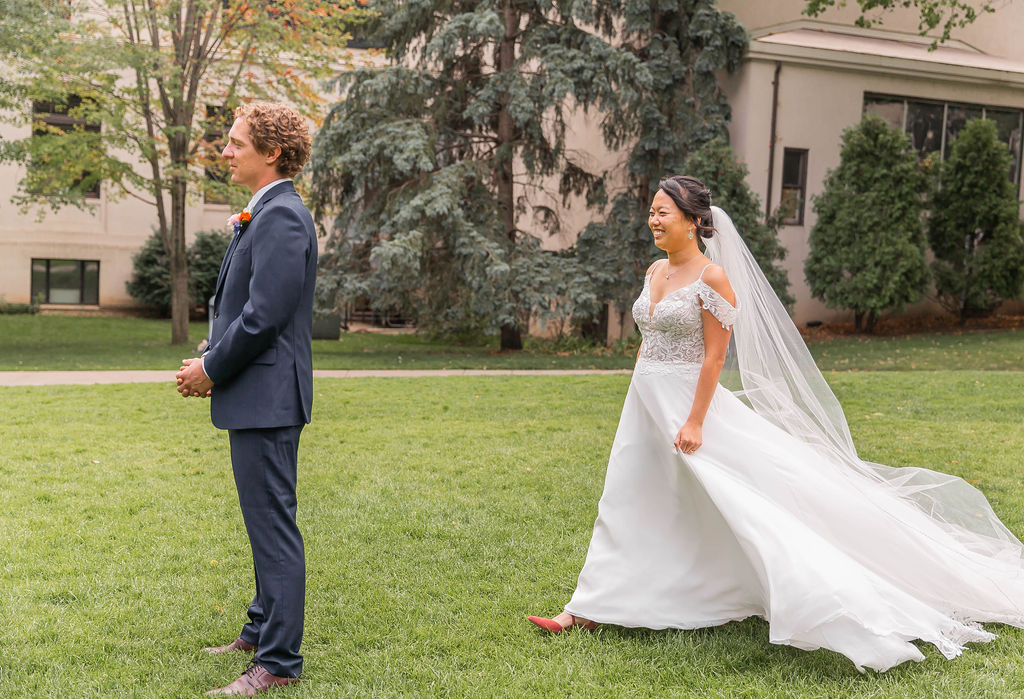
[205, 663, 298, 696]
[202, 637, 257, 654]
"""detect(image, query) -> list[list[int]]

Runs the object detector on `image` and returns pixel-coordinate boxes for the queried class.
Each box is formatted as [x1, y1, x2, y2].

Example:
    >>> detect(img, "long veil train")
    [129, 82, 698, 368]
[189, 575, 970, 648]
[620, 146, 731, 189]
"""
[707, 206, 1024, 562]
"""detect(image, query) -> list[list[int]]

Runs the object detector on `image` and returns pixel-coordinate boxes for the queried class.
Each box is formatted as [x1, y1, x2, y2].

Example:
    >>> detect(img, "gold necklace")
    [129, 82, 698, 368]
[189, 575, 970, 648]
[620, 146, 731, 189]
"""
[663, 255, 704, 280]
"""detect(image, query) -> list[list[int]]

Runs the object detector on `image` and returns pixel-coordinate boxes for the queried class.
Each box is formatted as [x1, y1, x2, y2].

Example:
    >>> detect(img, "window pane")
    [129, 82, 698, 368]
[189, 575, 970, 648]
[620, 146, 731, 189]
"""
[781, 149, 807, 225]
[906, 101, 944, 157]
[31, 259, 48, 303]
[985, 109, 1023, 184]
[48, 259, 81, 303]
[944, 105, 983, 159]
[864, 97, 905, 132]
[782, 150, 805, 187]
[82, 261, 99, 304]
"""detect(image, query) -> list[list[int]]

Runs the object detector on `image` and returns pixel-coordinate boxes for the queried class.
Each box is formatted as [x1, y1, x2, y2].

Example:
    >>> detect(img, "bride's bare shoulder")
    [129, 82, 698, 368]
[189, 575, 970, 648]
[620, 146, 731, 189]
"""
[646, 259, 664, 277]
[700, 264, 736, 306]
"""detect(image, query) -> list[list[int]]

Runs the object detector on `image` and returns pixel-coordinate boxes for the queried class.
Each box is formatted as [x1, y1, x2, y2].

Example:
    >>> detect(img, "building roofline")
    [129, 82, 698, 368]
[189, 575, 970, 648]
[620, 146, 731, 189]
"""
[746, 23, 1024, 89]
[749, 19, 981, 53]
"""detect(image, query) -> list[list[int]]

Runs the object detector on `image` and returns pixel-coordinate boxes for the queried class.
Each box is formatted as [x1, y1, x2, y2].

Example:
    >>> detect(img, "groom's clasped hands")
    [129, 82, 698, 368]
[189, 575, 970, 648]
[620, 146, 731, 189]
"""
[176, 357, 213, 398]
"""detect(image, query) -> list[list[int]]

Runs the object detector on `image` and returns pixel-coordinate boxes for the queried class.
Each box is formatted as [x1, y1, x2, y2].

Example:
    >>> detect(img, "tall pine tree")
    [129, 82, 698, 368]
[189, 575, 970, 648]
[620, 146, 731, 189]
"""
[309, 1, 641, 348]
[571, 1, 753, 332]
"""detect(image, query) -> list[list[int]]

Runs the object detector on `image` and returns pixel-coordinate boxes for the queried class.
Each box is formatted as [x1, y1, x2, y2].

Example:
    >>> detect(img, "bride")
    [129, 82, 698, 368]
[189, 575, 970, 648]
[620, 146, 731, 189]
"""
[528, 175, 1024, 672]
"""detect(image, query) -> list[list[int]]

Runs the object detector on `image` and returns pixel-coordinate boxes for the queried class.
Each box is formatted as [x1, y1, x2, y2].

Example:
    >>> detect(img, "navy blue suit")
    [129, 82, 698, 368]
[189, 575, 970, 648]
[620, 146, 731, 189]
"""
[204, 180, 316, 678]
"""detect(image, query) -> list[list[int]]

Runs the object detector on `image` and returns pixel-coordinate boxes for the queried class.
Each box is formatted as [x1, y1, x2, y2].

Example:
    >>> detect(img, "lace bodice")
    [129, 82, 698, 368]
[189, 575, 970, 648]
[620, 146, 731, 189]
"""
[631, 264, 739, 375]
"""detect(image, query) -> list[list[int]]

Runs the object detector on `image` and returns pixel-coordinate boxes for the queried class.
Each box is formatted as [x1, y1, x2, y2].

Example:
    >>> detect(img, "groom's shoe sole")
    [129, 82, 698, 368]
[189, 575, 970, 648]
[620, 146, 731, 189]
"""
[203, 637, 258, 654]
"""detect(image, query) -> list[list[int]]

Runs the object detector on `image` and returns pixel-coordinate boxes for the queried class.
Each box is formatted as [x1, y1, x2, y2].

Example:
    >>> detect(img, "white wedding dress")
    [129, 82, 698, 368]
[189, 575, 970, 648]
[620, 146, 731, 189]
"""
[563, 259, 1024, 673]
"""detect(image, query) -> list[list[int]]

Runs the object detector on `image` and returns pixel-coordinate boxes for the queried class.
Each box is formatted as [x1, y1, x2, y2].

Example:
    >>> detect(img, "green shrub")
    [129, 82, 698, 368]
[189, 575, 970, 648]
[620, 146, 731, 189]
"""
[805, 115, 930, 333]
[188, 229, 233, 308]
[125, 230, 171, 315]
[928, 118, 1024, 320]
[126, 228, 232, 317]
[684, 138, 794, 310]
[0, 297, 40, 315]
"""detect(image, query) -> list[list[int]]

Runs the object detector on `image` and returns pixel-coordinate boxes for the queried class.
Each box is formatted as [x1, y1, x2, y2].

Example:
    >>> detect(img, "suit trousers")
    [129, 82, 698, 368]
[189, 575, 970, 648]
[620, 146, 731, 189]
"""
[228, 424, 305, 678]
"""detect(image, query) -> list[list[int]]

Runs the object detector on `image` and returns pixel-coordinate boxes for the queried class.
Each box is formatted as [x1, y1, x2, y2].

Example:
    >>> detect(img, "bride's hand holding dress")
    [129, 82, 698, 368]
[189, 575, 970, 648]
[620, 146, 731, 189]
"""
[529, 175, 1024, 673]
[672, 263, 734, 456]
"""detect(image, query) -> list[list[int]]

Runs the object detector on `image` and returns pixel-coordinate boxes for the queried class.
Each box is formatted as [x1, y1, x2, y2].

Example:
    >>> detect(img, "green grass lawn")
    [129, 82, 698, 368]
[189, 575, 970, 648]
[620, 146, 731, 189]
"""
[1, 314, 1023, 372]
[2, 372, 1023, 697]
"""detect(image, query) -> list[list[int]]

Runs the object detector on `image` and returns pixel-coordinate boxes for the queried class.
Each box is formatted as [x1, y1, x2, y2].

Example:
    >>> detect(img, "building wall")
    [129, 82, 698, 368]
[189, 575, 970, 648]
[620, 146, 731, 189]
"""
[0, 49, 384, 310]
[718, 1, 1024, 323]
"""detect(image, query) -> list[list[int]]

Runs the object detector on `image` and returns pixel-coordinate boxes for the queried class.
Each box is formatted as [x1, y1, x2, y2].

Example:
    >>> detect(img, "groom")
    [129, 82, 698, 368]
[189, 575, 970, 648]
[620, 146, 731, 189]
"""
[176, 102, 316, 696]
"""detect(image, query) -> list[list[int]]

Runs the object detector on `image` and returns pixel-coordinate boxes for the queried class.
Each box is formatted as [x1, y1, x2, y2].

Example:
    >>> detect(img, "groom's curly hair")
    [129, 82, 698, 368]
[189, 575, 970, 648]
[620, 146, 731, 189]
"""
[235, 102, 312, 178]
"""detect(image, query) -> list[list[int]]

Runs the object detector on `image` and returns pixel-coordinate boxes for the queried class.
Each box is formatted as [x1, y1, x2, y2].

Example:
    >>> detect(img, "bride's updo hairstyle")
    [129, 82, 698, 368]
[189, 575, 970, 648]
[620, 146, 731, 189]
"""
[657, 175, 715, 239]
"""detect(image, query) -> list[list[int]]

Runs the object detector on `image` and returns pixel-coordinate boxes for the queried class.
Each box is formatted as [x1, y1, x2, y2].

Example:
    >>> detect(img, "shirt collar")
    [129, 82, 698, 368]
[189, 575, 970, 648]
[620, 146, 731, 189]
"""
[244, 178, 291, 213]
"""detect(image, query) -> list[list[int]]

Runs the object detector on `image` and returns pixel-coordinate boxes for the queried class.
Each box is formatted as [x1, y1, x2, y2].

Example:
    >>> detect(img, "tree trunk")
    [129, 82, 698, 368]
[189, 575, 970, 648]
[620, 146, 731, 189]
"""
[579, 303, 610, 345]
[169, 175, 190, 344]
[864, 311, 878, 334]
[853, 311, 863, 332]
[497, 0, 521, 351]
[500, 323, 523, 351]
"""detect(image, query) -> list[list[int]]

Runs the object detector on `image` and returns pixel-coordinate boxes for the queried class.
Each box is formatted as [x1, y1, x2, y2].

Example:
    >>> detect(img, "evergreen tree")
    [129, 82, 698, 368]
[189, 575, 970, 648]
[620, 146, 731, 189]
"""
[571, 1, 752, 332]
[126, 230, 172, 316]
[929, 118, 1024, 321]
[805, 115, 929, 333]
[126, 228, 231, 316]
[683, 138, 793, 309]
[309, 1, 640, 349]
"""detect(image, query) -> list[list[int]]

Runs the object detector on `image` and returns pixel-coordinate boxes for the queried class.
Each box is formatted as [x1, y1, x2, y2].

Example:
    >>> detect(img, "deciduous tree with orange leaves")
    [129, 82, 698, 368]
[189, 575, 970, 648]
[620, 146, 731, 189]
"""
[0, 0, 367, 343]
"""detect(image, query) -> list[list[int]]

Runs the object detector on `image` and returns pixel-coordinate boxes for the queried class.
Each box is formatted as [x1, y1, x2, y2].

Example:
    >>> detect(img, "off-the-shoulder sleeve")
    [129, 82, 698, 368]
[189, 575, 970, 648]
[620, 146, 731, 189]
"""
[696, 281, 739, 329]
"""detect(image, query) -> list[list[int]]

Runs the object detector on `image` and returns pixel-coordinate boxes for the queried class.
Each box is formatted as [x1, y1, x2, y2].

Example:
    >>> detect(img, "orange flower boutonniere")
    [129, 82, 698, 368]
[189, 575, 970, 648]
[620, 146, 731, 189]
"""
[227, 210, 253, 235]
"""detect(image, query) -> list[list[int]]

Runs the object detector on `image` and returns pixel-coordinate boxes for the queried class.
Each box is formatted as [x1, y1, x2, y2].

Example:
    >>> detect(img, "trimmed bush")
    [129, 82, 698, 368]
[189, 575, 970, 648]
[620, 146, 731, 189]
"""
[126, 229, 232, 317]
[929, 118, 1024, 320]
[805, 115, 930, 333]
[0, 298, 40, 315]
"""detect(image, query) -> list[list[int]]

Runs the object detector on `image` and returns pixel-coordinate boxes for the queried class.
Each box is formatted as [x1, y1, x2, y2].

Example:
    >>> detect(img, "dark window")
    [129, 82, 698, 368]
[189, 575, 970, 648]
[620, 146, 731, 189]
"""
[204, 104, 233, 204]
[865, 93, 1024, 189]
[780, 149, 809, 226]
[864, 96, 905, 132]
[906, 100, 944, 158]
[943, 104, 983, 159]
[31, 259, 99, 305]
[31, 96, 102, 198]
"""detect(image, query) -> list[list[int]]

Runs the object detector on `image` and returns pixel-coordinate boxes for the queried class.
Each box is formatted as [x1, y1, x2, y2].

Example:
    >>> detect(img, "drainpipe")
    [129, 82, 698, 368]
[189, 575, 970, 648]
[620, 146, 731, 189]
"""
[765, 61, 781, 220]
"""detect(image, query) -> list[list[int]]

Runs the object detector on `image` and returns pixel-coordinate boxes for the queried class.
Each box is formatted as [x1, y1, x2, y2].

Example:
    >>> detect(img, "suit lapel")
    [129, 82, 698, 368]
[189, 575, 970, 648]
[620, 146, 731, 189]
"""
[213, 181, 296, 298]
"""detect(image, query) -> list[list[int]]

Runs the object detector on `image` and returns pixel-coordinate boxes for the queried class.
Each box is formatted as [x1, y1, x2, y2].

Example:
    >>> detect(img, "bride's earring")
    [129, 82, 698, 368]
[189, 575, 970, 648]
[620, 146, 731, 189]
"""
[688, 227, 695, 240]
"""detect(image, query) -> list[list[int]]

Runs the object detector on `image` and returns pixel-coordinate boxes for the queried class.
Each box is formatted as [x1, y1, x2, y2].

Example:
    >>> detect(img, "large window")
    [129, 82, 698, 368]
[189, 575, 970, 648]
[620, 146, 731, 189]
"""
[780, 148, 809, 226]
[31, 259, 99, 305]
[865, 94, 1024, 185]
[31, 97, 102, 198]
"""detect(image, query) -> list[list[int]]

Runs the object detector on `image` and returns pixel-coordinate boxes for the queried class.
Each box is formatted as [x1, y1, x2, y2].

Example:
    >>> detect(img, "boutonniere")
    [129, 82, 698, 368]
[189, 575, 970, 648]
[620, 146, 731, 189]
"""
[226, 210, 253, 236]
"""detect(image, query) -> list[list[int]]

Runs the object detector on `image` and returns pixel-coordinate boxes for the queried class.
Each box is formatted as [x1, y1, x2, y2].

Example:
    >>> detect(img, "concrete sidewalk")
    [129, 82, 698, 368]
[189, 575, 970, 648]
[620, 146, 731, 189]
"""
[0, 368, 632, 386]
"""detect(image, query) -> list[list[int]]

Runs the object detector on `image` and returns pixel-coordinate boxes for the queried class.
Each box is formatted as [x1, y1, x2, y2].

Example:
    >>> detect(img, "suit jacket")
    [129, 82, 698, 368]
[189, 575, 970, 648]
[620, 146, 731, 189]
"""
[204, 180, 317, 430]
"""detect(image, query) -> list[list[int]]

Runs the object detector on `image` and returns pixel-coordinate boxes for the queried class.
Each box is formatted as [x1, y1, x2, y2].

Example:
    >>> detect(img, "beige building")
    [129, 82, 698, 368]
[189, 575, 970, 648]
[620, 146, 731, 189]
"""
[718, 0, 1024, 322]
[3, 3, 1024, 323]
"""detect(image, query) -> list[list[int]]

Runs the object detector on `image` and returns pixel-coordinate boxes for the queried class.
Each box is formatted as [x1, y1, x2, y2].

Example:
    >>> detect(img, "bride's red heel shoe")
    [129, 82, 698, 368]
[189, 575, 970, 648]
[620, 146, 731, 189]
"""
[528, 614, 599, 634]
